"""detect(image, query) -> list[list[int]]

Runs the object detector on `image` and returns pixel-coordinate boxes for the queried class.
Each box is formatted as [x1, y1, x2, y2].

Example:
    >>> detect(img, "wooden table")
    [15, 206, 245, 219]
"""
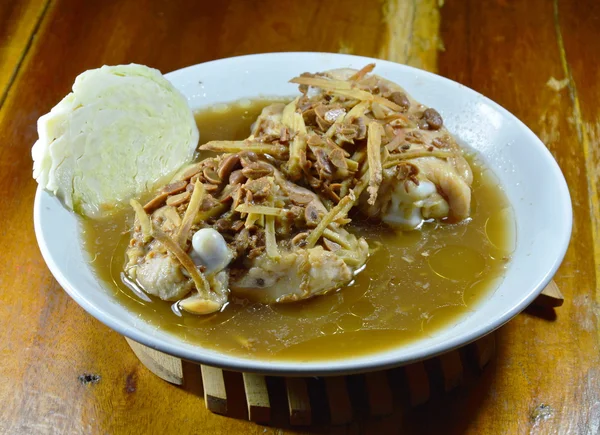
[1, 0, 598, 433]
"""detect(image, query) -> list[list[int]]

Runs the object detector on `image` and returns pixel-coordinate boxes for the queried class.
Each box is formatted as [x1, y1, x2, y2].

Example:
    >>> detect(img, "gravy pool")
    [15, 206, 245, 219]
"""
[82, 99, 514, 361]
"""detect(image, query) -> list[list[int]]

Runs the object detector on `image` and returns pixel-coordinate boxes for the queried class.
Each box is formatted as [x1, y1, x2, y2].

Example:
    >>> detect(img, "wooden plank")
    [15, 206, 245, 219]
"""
[181, 360, 204, 396]
[534, 281, 565, 308]
[438, 350, 463, 392]
[404, 362, 430, 407]
[324, 377, 353, 425]
[364, 371, 394, 416]
[556, 0, 600, 292]
[242, 373, 270, 424]
[472, 333, 496, 370]
[124, 338, 184, 385]
[378, 0, 440, 71]
[0, 0, 49, 107]
[285, 378, 312, 426]
[200, 366, 228, 415]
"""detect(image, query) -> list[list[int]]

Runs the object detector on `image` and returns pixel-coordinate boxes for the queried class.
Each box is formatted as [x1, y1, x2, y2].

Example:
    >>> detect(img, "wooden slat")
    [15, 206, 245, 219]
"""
[404, 362, 430, 407]
[534, 281, 565, 308]
[285, 378, 312, 426]
[364, 371, 394, 416]
[472, 333, 496, 370]
[378, 0, 440, 71]
[200, 366, 227, 415]
[181, 360, 203, 395]
[0, 0, 49, 106]
[124, 338, 183, 385]
[324, 377, 353, 425]
[438, 350, 463, 392]
[242, 373, 270, 424]
[556, 0, 600, 304]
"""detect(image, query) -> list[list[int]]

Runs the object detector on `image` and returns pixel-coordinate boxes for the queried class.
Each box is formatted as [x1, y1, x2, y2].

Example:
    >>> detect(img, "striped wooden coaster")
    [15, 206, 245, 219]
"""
[125, 281, 562, 426]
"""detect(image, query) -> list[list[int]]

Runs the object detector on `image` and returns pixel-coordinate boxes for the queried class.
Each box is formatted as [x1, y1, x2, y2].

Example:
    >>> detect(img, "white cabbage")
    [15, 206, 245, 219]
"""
[32, 64, 199, 217]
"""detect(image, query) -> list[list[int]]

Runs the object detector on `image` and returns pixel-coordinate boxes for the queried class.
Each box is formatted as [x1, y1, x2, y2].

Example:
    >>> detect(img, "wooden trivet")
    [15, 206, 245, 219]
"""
[125, 281, 563, 426]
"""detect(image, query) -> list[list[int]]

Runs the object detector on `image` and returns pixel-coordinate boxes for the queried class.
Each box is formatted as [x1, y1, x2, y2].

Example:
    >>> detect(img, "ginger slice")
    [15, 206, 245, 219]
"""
[366, 122, 383, 206]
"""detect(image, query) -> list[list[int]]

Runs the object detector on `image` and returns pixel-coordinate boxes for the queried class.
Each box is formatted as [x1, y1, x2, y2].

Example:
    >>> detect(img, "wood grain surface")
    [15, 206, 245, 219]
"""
[0, 0, 598, 433]
[0, 0, 48, 106]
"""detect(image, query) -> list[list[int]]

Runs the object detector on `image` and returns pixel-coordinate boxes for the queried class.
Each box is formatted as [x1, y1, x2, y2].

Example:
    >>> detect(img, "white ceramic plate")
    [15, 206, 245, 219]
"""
[34, 52, 572, 376]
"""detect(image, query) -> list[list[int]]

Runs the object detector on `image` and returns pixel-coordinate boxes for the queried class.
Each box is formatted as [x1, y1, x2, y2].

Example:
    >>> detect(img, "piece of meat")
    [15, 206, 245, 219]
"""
[229, 240, 368, 304]
[131, 252, 194, 301]
[413, 157, 471, 220]
[359, 156, 470, 229]
[126, 202, 195, 300]
[250, 103, 286, 138]
[126, 228, 233, 307]
[126, 195, 231, 309]
[309, 68, 473, 230]
[449, 154, 473, 185]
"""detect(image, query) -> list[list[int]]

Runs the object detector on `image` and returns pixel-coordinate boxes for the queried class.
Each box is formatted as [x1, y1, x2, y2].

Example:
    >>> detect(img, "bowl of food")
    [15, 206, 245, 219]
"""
[33, 52, 571, 376]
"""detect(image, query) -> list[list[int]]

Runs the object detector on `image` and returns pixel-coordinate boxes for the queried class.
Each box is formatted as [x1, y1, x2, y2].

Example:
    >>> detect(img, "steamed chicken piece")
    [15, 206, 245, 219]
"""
[125, 150, 370, 313]
[413, 157, 472, 220]
[125, 179, 234, 314]
[303, 66, 474, 230]
[130, 250, 193, 301]
[126, 223, 232, 311]
[360, 156, 472, 229]
[250, 103, 286, 139]
[230, 232, 369, 304]
[224, 165, 368, 303]
[127, 226, 231, 311]
[126, 205, 188, 300]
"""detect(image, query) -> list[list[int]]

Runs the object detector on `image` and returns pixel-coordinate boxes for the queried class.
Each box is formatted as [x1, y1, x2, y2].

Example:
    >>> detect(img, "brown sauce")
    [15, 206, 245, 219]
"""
[81, 99, 514, 361]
